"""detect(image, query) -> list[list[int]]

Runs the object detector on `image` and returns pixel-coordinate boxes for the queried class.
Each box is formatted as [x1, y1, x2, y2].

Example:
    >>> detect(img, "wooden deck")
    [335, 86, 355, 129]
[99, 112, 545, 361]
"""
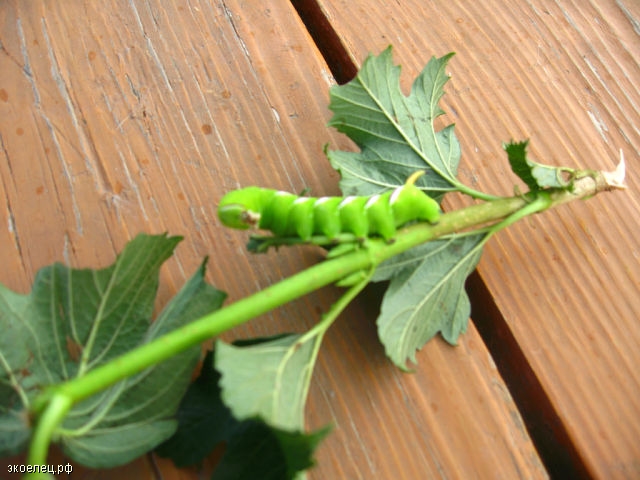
[1, 1, 639, 478]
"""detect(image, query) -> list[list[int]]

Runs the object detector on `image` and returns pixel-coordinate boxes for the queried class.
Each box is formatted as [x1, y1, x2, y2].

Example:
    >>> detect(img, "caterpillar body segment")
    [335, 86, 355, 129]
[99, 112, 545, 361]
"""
[260, 191, 297, 235]
[312, 196, 343, 239]
[288, 196, 316, 240]
[217, 171, 440, 242]
[337, 196, 369, 239]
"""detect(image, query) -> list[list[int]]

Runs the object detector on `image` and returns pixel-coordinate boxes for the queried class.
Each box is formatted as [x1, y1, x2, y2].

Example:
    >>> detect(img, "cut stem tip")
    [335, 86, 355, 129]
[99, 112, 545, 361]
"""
[602, 149, 627, 190]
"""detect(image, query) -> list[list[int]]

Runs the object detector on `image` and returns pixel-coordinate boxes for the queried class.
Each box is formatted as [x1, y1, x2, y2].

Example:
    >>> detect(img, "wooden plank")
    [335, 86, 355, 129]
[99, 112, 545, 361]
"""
[310, 0, 640, 477]
[0, 1, 547, 478]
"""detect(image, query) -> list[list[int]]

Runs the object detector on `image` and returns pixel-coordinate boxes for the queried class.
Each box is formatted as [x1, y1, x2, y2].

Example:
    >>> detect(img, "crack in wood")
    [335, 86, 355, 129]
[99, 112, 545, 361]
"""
[289, 0, 358, 84]
[466, 270, 592, 479]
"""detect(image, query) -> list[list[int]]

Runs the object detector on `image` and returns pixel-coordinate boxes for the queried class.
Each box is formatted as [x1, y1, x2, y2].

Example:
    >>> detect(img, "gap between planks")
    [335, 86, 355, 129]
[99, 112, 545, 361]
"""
[288, 0, 591, 477]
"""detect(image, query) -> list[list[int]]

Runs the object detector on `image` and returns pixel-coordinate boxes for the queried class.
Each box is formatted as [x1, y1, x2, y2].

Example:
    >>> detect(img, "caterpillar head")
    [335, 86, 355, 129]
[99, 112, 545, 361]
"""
[218, 187, 264, 229]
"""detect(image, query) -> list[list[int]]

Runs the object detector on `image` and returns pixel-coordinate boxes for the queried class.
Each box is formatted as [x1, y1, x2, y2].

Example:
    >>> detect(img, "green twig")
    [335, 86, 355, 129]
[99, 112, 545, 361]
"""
[288, 270, 373, 427]
[27, 169, 618, 465]
[26, 393, 72, 479]
[452, 182, 502, 202]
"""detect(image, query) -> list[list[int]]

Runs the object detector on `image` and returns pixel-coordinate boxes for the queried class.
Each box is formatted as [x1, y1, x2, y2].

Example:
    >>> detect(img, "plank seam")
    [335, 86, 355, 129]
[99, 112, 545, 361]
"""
[289, 0, 358, 84]
[466, 270, 592, 479]
[290, 1, 592, 477]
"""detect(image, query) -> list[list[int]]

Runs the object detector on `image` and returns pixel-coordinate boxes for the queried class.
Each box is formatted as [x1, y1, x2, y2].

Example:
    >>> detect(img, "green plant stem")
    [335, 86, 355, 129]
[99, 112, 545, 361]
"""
[487, 192, 551, 236]
[26, 393, 72, 479]
[28, 195, 531, 421]
[453, 182, 502, 202]
[28, 171, 614, 465]
[285, 271, 374, 428]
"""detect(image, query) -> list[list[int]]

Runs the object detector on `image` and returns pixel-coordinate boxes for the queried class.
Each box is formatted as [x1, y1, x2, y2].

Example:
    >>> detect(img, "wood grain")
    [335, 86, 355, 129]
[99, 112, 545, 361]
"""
[0, 0, 550, 479]
[311, 0, 640, 477]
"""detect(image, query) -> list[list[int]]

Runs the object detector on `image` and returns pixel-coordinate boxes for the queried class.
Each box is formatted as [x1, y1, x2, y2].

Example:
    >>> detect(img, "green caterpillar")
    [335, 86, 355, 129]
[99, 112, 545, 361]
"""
[218, 171, 440, 242]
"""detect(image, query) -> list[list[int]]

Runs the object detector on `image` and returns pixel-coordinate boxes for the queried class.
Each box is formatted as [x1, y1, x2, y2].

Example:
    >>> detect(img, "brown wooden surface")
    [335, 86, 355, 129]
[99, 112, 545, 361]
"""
[310, 0, 640, 478]
[0, 1, 637, 479]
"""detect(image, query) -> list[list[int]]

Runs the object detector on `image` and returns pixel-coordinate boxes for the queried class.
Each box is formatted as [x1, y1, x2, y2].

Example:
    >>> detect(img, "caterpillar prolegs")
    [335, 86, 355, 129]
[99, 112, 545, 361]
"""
[217, 171, 440, 242]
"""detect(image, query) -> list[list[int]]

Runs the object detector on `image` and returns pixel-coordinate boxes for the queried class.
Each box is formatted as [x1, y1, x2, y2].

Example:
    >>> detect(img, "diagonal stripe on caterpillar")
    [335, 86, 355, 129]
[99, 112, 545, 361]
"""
[217, 171, 440, 242]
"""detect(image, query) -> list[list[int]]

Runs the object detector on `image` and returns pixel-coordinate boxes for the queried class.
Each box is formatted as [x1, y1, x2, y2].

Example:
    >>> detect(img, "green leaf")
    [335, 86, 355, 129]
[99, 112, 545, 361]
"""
[505, 140, 576, 191]
[59, 420, 177, 467]
[323, 48, 498, 367]
[157, 350, 329, 480]
[0, 413, 30, 457]
[0, 233, 226, 467]
[215, 334, 318, 431]
[326, 46, 459, 199]
[155, 350, 236, 467]
[212, 419, 329, 480]
[504, 140, 538, 190]
[375, 235, 486, 369]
